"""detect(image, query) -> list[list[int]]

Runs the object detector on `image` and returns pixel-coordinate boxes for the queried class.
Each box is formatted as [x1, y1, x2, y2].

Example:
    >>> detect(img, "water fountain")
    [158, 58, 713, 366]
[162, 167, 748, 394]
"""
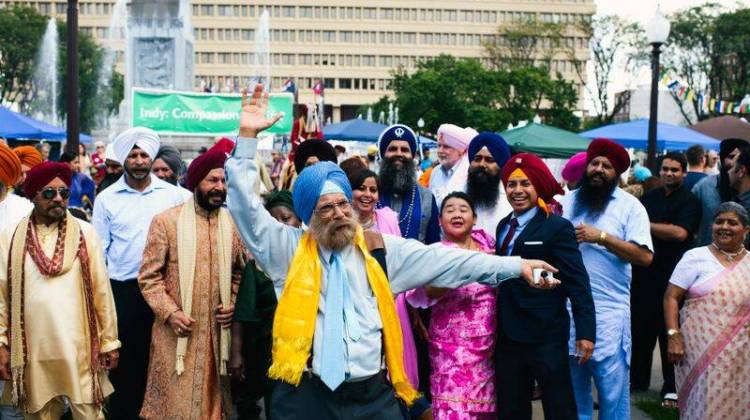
[32, 18, 59, 125]
[251, 10, 271, 91]
[367, 107, 373, 122]
[96, 0, 127, 130]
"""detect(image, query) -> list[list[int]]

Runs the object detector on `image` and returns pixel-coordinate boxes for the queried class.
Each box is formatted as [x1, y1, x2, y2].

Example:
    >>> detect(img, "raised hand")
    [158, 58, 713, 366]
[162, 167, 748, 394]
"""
[239, 84, 284, 139]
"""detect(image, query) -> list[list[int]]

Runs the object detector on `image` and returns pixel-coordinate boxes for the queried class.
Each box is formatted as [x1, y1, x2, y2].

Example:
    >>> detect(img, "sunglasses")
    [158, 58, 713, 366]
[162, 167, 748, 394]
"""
[40, 187, 71, 200]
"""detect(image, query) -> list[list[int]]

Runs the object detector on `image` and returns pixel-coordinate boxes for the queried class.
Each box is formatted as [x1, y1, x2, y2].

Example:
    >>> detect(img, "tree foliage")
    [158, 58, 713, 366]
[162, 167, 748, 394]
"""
[362, 55, 580, 134]
[484, 19, 568, 70]
[662, 4, 750, 121]
[0, 5, 123, 133]
[569, 15, 647, 126]
[0, 6, 47, 106]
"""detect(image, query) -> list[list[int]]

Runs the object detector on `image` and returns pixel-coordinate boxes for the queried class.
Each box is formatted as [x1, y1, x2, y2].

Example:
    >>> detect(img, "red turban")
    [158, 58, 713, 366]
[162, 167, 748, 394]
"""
[502, 153, 564, 215]
[23, 162, 72, 198]
[214, 137, 235, 155]
[186, 148, 228, 191]
[586, 138, 630, 175]
[0, 143, 22, 187]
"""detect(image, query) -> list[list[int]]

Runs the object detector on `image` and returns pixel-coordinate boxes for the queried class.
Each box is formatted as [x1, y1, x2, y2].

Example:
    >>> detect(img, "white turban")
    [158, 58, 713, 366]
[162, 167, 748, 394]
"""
[437, 124, 478, 153]
[112, 127, 160, 163]
[104, 143, 118, 162]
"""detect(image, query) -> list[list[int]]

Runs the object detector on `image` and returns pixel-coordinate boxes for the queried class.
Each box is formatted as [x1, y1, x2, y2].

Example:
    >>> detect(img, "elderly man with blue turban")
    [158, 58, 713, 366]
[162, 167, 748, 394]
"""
[226, 85, 560, 420]
[378, 124, 440, 244]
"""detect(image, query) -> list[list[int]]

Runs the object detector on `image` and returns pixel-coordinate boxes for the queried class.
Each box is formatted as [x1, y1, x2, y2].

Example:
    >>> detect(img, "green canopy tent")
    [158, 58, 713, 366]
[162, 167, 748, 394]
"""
[500, 123, 591, 158]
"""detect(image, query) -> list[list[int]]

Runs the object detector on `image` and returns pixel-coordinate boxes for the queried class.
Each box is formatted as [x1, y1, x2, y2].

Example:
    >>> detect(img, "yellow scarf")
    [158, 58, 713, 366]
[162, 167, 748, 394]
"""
[268, 227, 420, 406]
[176, 198, 234, 376]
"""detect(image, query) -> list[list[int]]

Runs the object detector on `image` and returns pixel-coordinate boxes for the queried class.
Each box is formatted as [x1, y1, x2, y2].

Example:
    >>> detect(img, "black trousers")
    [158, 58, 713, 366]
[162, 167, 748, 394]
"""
[232, 323, 274, 420]
[631, 277, 675, 396]
[107, 280, 154, 420]
[495, 338, 577, 420]
[270, 373, 405, 420]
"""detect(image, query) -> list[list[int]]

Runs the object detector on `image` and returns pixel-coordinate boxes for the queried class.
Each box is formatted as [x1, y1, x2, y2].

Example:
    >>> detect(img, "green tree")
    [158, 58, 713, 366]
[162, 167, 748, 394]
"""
[0, 5, 123, 133]
[361, 55, 580, 133]
[663, 3, 722, 123]
[484, 19, 568, 70]
[544, 75, 581, 131]
[570, 15, 647, 126]
[711, 8, 750, 103]
[0, 6, 47, 106]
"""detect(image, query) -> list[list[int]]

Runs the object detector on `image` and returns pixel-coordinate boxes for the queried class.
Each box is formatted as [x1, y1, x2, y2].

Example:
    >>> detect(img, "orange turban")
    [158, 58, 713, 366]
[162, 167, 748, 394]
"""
[13, 146, 43, 168]
[0, 143, 22, 187]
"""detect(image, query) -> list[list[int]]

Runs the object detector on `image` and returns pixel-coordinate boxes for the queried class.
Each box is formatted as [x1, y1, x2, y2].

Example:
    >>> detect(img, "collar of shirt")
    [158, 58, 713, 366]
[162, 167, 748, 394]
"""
[511, 206, 538, 229]
[112, 174, 170, 195]
[439, 164, 455, 177]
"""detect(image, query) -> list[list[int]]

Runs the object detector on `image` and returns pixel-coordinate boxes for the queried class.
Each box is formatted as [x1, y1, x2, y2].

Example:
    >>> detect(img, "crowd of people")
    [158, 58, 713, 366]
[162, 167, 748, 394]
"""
[0, 84, 747, 420]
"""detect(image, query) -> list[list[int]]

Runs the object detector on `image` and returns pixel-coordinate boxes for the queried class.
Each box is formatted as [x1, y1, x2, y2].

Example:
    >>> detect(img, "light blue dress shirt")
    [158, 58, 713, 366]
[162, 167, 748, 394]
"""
[496, 207, 539, 256]
[561, 187, 653, 362]
[92, 174, 188, 281]
[428, 164, 455, 193]
[226, 137, 522, 381]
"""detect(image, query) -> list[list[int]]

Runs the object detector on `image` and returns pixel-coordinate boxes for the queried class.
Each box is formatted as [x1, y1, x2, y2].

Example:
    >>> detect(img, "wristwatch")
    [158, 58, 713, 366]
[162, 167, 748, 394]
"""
[667, 329, 681, 337]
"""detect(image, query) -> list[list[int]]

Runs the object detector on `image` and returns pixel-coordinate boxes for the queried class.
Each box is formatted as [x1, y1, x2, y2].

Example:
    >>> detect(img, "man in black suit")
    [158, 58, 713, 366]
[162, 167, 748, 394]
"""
[495, 153, 596, 420]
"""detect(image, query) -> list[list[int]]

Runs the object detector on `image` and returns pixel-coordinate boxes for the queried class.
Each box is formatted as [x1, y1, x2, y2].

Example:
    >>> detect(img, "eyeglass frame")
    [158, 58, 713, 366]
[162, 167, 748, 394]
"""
[314, 199, 352, 218]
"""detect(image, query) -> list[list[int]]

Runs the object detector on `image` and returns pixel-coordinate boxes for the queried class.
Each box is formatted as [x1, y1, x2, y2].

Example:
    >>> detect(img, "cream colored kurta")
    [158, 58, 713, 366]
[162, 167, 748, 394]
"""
[0, 220, 120, 413]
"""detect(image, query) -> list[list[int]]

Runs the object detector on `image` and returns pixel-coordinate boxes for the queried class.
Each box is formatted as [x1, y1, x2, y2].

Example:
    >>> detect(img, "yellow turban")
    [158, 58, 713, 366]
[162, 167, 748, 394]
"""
[0, 143, 22, 187]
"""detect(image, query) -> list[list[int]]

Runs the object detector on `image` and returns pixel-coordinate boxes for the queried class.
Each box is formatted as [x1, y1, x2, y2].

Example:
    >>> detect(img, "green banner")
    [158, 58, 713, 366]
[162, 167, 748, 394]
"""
[131, 88, 293, 136]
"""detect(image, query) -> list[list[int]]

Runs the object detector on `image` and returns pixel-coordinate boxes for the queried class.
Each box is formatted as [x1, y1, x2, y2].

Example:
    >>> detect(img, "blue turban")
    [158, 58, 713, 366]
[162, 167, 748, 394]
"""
[378, 124, 417, 159]
[292, 161, 353, 224]
[468, 132, 511, 168]
[633, 165, 652, 182]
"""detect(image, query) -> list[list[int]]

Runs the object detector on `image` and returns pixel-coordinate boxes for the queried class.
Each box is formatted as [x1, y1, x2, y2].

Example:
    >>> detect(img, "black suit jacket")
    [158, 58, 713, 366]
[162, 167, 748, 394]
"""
[495, 210, 596, 344]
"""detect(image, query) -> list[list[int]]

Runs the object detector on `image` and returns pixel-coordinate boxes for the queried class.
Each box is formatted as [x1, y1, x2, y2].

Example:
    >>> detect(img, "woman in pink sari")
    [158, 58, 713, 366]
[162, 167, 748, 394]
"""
[407, 191, 497, 420]
[664, 202, 750, 419]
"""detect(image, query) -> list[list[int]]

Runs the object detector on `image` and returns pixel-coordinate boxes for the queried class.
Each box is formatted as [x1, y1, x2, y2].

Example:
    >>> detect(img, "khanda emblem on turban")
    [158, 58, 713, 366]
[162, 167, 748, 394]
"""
[395, 127, 405, 138]
[516, 158, 523, 164]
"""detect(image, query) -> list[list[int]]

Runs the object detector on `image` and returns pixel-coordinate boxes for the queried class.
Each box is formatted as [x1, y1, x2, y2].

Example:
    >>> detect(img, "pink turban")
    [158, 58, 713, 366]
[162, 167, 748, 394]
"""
[561, 152, 587, 183]
[437, 124, 478, 153]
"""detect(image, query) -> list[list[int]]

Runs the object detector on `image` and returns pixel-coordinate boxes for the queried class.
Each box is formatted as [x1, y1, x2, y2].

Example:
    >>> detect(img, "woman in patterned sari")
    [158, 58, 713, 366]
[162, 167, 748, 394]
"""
[664, 202, 750, 419]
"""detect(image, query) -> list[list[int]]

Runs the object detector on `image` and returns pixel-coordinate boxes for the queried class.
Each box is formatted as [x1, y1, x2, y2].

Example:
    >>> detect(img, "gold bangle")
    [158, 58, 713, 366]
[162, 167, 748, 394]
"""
[598, 231, 607, 244]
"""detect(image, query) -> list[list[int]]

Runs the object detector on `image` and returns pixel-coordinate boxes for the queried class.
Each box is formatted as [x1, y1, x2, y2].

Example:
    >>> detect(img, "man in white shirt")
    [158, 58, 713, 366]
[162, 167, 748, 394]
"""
[0, 143, 32, 234]
[429, 124, 478, 205]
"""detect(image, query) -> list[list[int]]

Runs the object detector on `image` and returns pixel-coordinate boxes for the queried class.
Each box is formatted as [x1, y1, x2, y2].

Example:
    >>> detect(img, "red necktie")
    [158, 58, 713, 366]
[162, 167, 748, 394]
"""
[499, 218, 519, 256]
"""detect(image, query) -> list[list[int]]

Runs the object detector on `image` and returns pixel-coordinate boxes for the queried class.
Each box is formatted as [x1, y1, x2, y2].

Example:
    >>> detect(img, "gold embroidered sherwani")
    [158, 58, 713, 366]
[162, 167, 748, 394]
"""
[138, 202, 244, 420]
[0, 220, 120, 414]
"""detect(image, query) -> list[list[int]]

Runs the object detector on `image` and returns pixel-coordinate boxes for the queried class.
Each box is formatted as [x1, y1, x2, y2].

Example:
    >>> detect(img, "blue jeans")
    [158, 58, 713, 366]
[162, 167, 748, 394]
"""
[0, 382, 23, 419]
[569, 349, 630, 420]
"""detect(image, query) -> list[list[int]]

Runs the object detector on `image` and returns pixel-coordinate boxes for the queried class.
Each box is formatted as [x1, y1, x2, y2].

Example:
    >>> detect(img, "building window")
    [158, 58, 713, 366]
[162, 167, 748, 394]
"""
[300, 6, 312, 18]
[282, 6, 295, 17]
[339, 78, 352, 89]
[324, 78, 335, 89]
[340, 31, 352, 42]
[323, 31, 336, 42]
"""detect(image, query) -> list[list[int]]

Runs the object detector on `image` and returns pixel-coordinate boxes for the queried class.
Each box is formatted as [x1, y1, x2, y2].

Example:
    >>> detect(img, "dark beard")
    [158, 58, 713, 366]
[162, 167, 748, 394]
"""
[379, 156, 416, 196]
[466, 167, 501, 209]
[573, 173, 618, 220]
[309, 214, 358, 251]
[195, 189, 226, 211]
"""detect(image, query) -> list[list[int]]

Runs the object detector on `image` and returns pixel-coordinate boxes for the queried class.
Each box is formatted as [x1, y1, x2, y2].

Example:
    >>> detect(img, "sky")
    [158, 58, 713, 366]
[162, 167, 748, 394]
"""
[585, 0, 744, 114]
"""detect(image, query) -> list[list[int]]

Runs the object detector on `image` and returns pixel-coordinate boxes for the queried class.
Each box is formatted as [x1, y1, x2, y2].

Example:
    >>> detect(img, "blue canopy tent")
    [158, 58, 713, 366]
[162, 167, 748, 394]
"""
[0, 106, 91, 143]
[580, 119, 719, 151]
[323, 118, 436, 147]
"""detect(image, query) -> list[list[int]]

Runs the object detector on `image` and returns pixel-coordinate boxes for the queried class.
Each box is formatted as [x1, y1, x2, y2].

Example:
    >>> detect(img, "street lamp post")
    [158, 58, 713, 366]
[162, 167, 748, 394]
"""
[65, 0, 80, 154]
[645, 9, 671, 171]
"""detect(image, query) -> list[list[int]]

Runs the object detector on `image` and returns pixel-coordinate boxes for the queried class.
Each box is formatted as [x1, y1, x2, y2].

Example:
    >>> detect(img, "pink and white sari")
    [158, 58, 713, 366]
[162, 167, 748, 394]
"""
[677, 254, 750, 419]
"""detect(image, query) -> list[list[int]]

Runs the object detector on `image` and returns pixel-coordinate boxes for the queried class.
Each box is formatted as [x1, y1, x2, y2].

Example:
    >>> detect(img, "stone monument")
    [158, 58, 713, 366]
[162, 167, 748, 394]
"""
[125, 0, 194, 95]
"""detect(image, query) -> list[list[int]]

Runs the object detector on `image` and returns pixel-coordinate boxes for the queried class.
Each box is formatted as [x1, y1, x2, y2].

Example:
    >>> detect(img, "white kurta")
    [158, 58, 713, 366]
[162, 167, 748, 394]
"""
[0, 195, 32, 234]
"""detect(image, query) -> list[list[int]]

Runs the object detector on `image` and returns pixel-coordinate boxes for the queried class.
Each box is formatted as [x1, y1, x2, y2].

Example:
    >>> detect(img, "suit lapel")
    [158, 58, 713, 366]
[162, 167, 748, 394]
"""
[511, 209, 547, 256]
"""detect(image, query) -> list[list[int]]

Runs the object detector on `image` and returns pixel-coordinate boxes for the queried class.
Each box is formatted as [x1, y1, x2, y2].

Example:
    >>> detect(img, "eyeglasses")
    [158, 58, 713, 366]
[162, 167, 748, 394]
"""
[39, 187, 71, 200]
[315, 200, 351, 217]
